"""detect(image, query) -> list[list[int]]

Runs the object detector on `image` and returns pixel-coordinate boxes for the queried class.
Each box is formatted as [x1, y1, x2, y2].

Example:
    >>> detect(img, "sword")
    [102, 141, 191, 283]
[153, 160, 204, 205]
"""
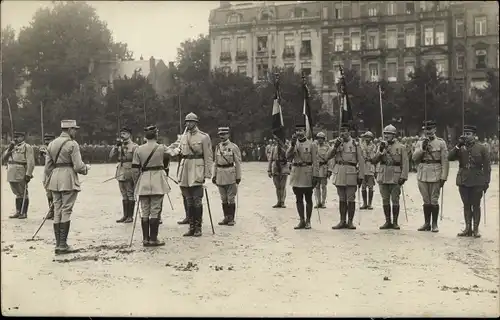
[129, 199, 141, 247]
[357, 187, 362, 225]
[167, 175, 179, 184]
[483, 191, 486, 225]
[401, 186, 408, 222]
[440, 186, 444, 221]
[31, 210, 51, 240]
[102, 173, 124, 183]
[204, 187, 215, 235]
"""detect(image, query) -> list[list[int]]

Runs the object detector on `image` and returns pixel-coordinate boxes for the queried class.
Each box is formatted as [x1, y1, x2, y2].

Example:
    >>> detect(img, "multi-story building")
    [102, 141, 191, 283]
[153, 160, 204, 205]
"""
[208, 1, 323, 87]
[449, 1, 499, 97]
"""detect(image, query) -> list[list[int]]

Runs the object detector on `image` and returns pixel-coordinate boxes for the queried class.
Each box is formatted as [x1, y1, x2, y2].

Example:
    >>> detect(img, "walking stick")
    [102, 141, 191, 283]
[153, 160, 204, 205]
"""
[129, 200, 141, 247]
[166, 193, 174, 211]
[101, 173, 124, 183]
[357, 187, 362, 225]
[401, 186, 408, 222]
[440, 186, 444, 221]
[204, 187, 215, 235]
[483, 191, 486, 225]
[20, 184, 28, 216]
[31, 210, 51, 240]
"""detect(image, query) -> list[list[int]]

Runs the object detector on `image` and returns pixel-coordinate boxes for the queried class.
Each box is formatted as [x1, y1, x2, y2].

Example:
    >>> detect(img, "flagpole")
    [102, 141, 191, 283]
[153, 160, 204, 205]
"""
[379, 84, 384, 134]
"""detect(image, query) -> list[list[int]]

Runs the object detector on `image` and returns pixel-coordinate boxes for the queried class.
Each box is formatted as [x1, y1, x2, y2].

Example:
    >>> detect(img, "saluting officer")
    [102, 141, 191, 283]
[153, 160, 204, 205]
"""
[360, 131, 377, 210]
[40, 133, 56, 219]
[412, 120, 449, 233]
[371, 125, 409, 230]
[448, 125, 491, 238]
[267, 137, 290, 208]
[132, 125, 171, 247]
[286, 122, 320, 230]
[109, 127, 139, 223]
[45, 120, 90, 254]
[2, 131, 35, 219]
[212, 127, 242, 226]
[329, 123, 365, 230]
[314, 132, 331, 209]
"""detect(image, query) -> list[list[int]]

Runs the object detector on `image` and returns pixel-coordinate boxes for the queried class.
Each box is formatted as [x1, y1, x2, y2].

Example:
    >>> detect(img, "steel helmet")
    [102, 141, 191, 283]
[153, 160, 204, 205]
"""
[383, 124, 397, 134]
[362, 131, 374, 138]
[185, 112, 199, 122]
[316, 132, 326, 139]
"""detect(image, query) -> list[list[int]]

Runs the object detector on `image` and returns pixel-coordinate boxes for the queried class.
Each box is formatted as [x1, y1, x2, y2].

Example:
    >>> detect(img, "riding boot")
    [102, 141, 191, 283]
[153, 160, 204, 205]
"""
[18, 198, 29, 219]
[457, 205, 472, 237]
[183, 206, 195, 237]
[9, 198, 22, 218]
[141, 218, 150, 246]
[280, 202, 286, 208]
[124, 200, 134, 223]
[332, 201, 348, 229]
[116, 200, 128, 223]
[294, 201, 306, 229]
[272, 202, 281, 208]
[431, 205, 439, 232]
[392, 205, 400, 230]
[368, 190, 374, 210]
[178, 197, 189, 224]
[346, 202, 357, 230]
[57, 221, 77, 254]
[360, 190, 368, 209]
[379, 205, 392, 229]
[193, 206, 203, 237]
[472, 205, 481, 238]
[46, 198, 54, 220]
[218, 203, 230, 225]
[53, 223, 61, 254]
[149, 218, 165, 246]
[227, 203, 236, 226]
[417, 205, 432, 231]
[305, 201, 312, 229]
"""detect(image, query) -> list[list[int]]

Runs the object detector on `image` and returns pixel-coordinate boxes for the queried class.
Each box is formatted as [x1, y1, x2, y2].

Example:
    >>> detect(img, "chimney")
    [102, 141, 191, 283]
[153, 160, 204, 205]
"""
[149, 56, 155, 72]
[220, 1, 230, 8]
[140, 55, 144, 60]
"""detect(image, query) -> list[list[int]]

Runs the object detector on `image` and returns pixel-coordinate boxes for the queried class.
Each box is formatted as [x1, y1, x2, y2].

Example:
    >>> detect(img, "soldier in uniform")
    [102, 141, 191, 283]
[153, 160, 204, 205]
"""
[268, 137, 290, 208]
[329, 123, 365, 230]
[109, 127, 139, 223]
[448, 125, 491, 238]
[45, 120, 90, 254]
[131, 125, 171, 247]
[2, 131, 35, 219]
[314, 132, 331, 209]
[285, 123, 320, 229]
[371, 125, 409, 229]
[40, 133, 56, 219]
[212, 127, 242, 226]
[359, 131, 377, 210]
[265, 139, 274, 161]
[168, 113, 213, 237]
[412, 120, 449, 233]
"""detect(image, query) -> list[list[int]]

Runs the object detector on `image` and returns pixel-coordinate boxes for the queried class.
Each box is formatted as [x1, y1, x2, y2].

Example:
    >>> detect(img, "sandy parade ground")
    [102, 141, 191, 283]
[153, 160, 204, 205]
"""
[1, 162, 499, 317]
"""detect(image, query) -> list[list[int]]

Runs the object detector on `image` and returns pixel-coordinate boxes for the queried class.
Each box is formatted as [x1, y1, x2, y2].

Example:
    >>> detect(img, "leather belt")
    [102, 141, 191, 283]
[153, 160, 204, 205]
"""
[292, 162, 312, 167]
[142, 166, 164, 172]
[319, 162, 328, 165]
[8, 161, 26, 166]
[119, 161, 132, 164]
[182, 155, 203, 159]
[54, 163, 73, 168]
[380, 161, 401, 166]
[422, 160, 441, 164]
[337, 161, 357, 166]
[217, 164, 234, 168]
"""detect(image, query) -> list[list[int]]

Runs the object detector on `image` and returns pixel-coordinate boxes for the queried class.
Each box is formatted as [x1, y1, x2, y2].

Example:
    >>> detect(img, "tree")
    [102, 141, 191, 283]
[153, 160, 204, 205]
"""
[174, 34, 210, 83]
[469, 70, 499, 137]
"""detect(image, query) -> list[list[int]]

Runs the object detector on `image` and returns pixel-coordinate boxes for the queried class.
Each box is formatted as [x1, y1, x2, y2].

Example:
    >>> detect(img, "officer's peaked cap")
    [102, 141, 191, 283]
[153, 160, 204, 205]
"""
[463, 125, 477, 133]
[14, 131, 26, 137]
[422, 120, 436, 129]
[316, 132, 326, 139]
[120, 126, 132, 134]
[340, 123, 350, 130]
[185, 112, 199, 122]
[61, 119, 80, 129]
[218, 127, 230, 134]
[44, 133, 56, 139]
[144, 125, 158, 132]
[362, 131, 374, 138]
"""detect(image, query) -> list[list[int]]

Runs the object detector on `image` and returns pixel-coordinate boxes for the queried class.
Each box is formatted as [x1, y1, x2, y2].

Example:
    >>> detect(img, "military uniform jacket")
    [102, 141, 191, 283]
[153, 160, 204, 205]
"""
[177, 128, 213, 187]
[372, 141, 409, 184]
[360, 141, 377, 176]
[109, 140, 139, 182]
[285, 139, 319, 188]
[2, 141, 35, 183]
[328, 138, 365, 187]
[265, 144, 273, 161]
[44, 132, 88, 192]
[448, 142, 491, 187]
[212, 140, 242, 186]
[316, 143, 333, 178]
[267, 145, 290, 176]
[412, 137, 449, 182]
[132, 141, 170, 196]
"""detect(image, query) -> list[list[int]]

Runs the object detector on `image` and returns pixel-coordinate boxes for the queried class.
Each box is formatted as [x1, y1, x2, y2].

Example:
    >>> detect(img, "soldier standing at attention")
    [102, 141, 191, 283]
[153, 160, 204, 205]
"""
[359, 131, 377, 210]
[40, 133, 56, 219]
[412, 120, 449, 233]
[314, 132, 331, 209]
[132, 125, 171, 247]
[371, 125, 409, 229]
[329, 123, 365, 230]
[44, 120, 90, 254]
[109, 127, 139, 224]
[2, 131, 35, 219]
[212, 127, 242, 226]
[268, 137, 290, 208]
[448, 125, 491, 238]
[286, 123, 320, 230]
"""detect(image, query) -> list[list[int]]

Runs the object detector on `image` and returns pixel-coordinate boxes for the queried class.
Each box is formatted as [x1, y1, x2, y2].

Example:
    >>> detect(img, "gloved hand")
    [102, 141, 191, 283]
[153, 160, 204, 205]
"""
[291, 133, 298, 146]
[422, 138, 429, 150]
[116, 138, 122, 147]
[212, 176, 217, 184]
[439, 179, 446, 188]
[398, 178, 406, 186]
[457, 136, 465, 147]
[327, 171, 332, 179]
[334, 138, 342, 149]
[236, 178, 241, 184]
[25, 175, 32, 183]
[484, 184, 489, 193]
[379, 141, 387, 152]
[8, 141, 15, 151]
[268, 172, 272, 178]
[357, 178, 363, 188]
[86, 164, 91, 171]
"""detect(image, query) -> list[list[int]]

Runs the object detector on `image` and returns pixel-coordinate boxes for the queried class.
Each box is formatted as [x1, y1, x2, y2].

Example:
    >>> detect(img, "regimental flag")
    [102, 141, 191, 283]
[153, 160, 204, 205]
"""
[302, 75, 313, 140]
[271, 75, 285, 144]
[338, 66, 354, 127]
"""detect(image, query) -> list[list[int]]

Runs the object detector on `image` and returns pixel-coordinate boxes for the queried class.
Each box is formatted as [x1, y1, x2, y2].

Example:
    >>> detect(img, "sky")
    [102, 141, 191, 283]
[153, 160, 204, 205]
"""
[1, 0, 221, 63]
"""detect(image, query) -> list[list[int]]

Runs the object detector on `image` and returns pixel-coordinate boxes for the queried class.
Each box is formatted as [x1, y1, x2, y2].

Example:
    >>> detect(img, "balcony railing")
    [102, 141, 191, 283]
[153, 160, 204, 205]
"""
[219, 52, 232, 62]
[282, 48, 295, 59]
[236, 51, 248, 61]
[300, 47, 312, 58]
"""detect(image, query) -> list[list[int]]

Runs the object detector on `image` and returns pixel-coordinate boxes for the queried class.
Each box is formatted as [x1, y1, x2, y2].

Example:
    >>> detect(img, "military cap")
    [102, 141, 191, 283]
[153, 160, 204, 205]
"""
[43, 133, 56, 140]
[61, 119, 80, 129]
[463, 125, 477, 133]
[295, 124, 306, 129]
[144, 125, 158, 132]
[316, 132, 326, 139]
[218, 127, 230, 134]
[422, 120, 436, 129]
[362, 131, 374, 138]
[340, 123, 350, 131]
[185, 112, 199, 122]
[383, 124, 397, 134]
[120, 126, 132, 134]
[13, 131, 26, 137]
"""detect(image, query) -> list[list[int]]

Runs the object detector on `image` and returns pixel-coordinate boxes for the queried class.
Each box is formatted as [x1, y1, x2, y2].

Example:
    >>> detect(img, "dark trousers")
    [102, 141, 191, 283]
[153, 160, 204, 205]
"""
[458, 185, 484, 226]
[292, 187, 313, 221]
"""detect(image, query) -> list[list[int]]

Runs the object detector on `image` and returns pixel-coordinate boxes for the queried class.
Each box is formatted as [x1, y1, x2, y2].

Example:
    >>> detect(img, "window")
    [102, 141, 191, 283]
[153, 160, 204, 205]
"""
[435, 60, 445, 76]
[352, 2, 360, 18]
[387, 29, 397, 49]
[301, 62, 311, 76]
[237, 37, 246, 52]
[351, 32, 361, 51]
[387, 62, 397, 82]
[227, 14, 240, 23]
[368, 6, 378, 17]
[257, 36, 268, 51]
[368, 63, 379, 81]
[424, 27, 434, 46]
[474, 17, 487, 36]
[351, 63, 361, 75]
[335, 3, 343, 19]
[420, 1, 434, 12]
[258, 63, 269, 80]
[435, 25, 445, 45]
[455, 18, 464, 37]
[366, 30, 379, 50]
[284, 63, 294, 71]
[387, 2, 395, 15]
[405, 28, 415, 47]
[475, 49, 487, 69]
[284, 34, 294, 49]
[406, 2, 415, 14]
[221, 38, 230, 53]
[404, 61, 415, 80]
[334, 33, 343, 51]
[237, 66, 247, 75]
[322, 6, 328, 19]
[301, 32, 311, 55]
[456, 53, 465, 71]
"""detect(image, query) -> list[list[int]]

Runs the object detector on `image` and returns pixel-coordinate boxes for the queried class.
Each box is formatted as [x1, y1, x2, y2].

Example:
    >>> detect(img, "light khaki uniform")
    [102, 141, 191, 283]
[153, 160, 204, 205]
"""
[268, 145, 290, 204]
[109, 140, 139, 200]
[286, 139, 319, 188]
[3, 142, 35, 199]
[212, 140, 242, 204]
[360, 141, 377, 189]
[44, 132, 89, 223]
[315, 142, 332, 205]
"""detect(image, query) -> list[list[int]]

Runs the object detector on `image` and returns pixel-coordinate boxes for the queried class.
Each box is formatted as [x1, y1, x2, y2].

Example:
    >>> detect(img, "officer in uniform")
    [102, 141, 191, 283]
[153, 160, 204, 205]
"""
[448, 125, 491, 238]
[40, 133, 56, 219]
[267, 137, 290, 208]
[371, 125, 409, 229]
[412, 120, 449, 232]
[314, 132, 331, 208]
[2, 131, 35, 219]
[212, 127, 242, 226]
[168, 113, 213, 237]
[329, 123, 365, 230]
[285, 123, 320, 229]
[45, 120, 90, 254]
[360, 131, 377, 210]
[109, 127, 139, 223]
[132, 125, 171, 247]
